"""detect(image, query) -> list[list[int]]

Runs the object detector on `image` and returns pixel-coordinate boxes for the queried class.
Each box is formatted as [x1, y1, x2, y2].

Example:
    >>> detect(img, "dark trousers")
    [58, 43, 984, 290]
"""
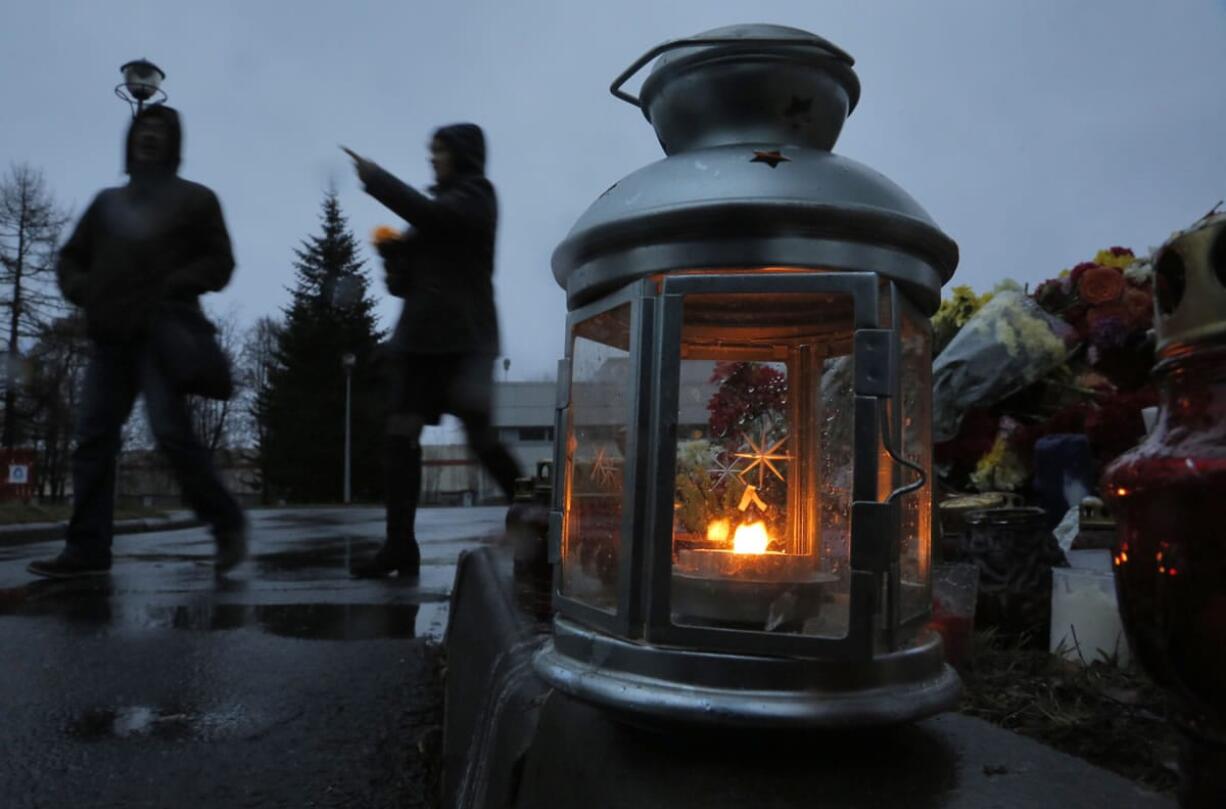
[66, 341, 244, 561]
[384, 353, 521, 551]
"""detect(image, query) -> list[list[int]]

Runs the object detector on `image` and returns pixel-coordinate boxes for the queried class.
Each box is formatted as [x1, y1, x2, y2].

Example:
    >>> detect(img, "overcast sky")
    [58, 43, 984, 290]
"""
[4, 0, 1225, 383]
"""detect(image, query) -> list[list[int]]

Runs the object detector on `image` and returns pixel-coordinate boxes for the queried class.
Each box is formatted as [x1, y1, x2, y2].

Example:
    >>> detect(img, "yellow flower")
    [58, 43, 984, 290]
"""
[971, 436, 1028, 492]
[1092, 248, 1135, 271]
[932, 285, 994, 334]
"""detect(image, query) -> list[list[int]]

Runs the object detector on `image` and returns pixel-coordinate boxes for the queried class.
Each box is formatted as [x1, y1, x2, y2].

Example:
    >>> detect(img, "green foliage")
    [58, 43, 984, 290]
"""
[674, 441, 743, 536]
[256, 192, 386, 502]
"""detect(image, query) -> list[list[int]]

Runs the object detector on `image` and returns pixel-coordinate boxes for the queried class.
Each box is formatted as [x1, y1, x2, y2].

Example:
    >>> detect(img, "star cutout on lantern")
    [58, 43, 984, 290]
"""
[783, 95, 814, 117]
[706, 450, 742, 487]
[751, 150, 790, 168]
[589, 445, 620, 487]
[734, 426, 791, 489]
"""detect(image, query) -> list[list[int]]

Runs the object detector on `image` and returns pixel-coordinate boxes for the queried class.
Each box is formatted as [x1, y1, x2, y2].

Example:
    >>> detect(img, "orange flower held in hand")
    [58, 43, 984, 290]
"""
[371, 225, 400, 246]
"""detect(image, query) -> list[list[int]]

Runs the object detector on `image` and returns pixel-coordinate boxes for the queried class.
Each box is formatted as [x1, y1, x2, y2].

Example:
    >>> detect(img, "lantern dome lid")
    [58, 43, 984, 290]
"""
[555, 25, 958, 314]
[637, 24, 860, 155]
[553, 144, 959, 313]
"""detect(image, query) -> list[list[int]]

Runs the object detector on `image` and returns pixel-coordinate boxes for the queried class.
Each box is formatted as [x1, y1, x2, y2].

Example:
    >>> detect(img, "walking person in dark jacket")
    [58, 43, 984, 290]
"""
[28, 105, 247, 578]
[347, 123, 521, 578]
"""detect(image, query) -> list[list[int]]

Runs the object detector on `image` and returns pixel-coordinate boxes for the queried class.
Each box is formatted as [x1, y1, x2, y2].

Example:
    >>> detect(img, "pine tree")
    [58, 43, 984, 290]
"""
[257, 191, 385, 502]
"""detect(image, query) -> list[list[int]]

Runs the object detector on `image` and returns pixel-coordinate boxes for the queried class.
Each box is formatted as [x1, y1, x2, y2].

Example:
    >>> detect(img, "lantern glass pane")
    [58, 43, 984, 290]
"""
[668, 291, 855, 638]
[898, 301, 934, 626]
[560, 305, 632, 613]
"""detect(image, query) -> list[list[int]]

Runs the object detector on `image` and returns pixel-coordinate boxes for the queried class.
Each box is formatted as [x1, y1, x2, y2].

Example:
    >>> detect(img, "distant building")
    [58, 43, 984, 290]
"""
[117, 448, 263, 508]
[422, 381, 557, 505]
[111, 367, 722, 507]
[421, 364, 719, 504]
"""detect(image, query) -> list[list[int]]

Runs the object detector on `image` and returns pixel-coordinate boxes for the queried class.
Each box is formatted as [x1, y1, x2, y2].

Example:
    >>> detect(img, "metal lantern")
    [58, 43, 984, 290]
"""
[115, 59, 167, 114]
[534, 24, 962, 727]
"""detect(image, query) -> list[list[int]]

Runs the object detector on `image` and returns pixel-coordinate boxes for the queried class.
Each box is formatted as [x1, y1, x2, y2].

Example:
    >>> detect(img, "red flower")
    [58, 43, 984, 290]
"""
[1078, 266, 1126, 305]
[1062, 302, 1090, 339]
[1034, 279, 1071, 313]
[1069, 262, 1100, 286]
[1085, 387, 1159, 465]
[1009, 403, 1094, 464]
[935, 410, 999, 469]
[1122, 287, 1154, 330]
[707, 362, 787, 441]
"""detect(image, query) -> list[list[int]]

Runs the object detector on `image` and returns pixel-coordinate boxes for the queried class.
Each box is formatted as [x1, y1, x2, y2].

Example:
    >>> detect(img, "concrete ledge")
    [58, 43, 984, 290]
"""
[444, 546, 1174, 809]
[443, 546, 551, 809]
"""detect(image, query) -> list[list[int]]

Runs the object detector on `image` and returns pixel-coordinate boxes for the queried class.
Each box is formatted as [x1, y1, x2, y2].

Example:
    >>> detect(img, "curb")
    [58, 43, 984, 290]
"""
[0, 517, 203, 547]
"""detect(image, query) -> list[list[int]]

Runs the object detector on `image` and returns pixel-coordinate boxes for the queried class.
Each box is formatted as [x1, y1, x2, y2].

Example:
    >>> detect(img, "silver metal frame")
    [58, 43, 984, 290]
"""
[643, 271, 891, 659]
[538, 617, 960, 728]
[550, 279, 655, 637]
[892, 287, 938, 636]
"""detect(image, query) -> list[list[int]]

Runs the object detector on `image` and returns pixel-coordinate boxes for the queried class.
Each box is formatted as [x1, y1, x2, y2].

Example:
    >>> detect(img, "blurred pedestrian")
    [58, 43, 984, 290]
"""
[347, 124, 521, 578]
[28, 105, 247, 579]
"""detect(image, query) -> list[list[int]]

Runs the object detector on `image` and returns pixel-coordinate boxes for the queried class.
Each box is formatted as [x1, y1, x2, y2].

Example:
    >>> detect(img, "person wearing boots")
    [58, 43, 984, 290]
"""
[28, 105, 247, 578]
[347, 124, 521, 578]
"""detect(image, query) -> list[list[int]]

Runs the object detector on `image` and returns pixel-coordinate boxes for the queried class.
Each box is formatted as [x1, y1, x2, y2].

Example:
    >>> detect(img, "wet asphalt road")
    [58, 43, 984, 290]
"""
[0, 506, 505, 809]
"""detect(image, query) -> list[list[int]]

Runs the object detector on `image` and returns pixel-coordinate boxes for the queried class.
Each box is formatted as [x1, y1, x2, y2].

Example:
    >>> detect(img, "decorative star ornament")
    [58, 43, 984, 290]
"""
[734, 426, 791, 489]
[589, 445, 620, 487]
[751, 150, 790, 168]
[706, 450, 743, 487]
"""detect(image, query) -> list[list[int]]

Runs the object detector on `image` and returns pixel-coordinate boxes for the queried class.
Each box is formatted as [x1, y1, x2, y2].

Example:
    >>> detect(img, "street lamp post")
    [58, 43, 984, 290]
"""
[115, 59, 167, 116]
[342, 353, 356, 504]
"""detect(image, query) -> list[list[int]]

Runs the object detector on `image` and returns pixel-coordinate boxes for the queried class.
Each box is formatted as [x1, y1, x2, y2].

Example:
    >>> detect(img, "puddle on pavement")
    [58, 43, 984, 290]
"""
[253, 537, 379, 576]
[2, 578, 452, 640]
[143, 602, 432, 640]
[68, 703, 262, 742]
[269, 513, 379, 527]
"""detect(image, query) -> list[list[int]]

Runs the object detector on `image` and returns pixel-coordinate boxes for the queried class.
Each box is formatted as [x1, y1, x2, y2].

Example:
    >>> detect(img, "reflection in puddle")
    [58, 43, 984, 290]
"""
[143, 602, 423, 640]
[69, 704, 257, 741]
[253, 537, 378, 577]
[2, 578, 452, 640]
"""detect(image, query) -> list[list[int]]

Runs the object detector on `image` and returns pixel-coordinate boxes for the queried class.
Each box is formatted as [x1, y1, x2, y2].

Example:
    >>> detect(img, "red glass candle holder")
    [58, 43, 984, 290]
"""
[1104, 346, 1226, 806]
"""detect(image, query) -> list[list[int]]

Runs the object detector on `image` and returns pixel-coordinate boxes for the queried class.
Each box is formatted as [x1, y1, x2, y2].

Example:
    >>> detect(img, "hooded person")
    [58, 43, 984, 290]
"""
[349, 123, 522, 578]
[28, 105, 247, 579]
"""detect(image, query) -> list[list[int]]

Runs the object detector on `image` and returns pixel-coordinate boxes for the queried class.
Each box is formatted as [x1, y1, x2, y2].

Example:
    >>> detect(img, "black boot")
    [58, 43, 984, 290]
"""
[28, 547, 112, 579]
[214, 525, 249, 575]
[350, 541, 420, 579]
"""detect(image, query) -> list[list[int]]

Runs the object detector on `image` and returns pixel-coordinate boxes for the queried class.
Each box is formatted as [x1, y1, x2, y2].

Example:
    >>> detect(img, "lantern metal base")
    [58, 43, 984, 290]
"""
[534, 617, 961, 728]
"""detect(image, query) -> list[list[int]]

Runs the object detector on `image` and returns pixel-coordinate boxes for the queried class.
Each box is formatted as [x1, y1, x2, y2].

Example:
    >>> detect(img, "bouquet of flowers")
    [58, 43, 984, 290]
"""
[934, 246, 1159, 495]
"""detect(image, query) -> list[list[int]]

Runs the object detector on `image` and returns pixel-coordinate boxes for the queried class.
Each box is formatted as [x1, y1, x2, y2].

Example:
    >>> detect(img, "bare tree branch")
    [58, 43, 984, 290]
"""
[1, 162, 72, 448]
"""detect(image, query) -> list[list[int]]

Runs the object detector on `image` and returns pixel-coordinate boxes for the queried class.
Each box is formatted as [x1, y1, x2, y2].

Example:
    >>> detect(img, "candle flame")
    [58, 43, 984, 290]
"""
[706, 518, 731, 544]
[732, 521, 769, 555]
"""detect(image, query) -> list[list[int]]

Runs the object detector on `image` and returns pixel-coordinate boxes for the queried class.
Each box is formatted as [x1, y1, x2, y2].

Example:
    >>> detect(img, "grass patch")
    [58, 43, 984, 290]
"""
[0, 501, 168, 526]
[959, 629, 1179, 794]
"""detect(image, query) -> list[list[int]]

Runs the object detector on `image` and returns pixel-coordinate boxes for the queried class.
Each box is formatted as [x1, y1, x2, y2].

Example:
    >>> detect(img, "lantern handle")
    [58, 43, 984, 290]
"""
[610, 34, 854, 108]
[878, 401, 927, 502]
